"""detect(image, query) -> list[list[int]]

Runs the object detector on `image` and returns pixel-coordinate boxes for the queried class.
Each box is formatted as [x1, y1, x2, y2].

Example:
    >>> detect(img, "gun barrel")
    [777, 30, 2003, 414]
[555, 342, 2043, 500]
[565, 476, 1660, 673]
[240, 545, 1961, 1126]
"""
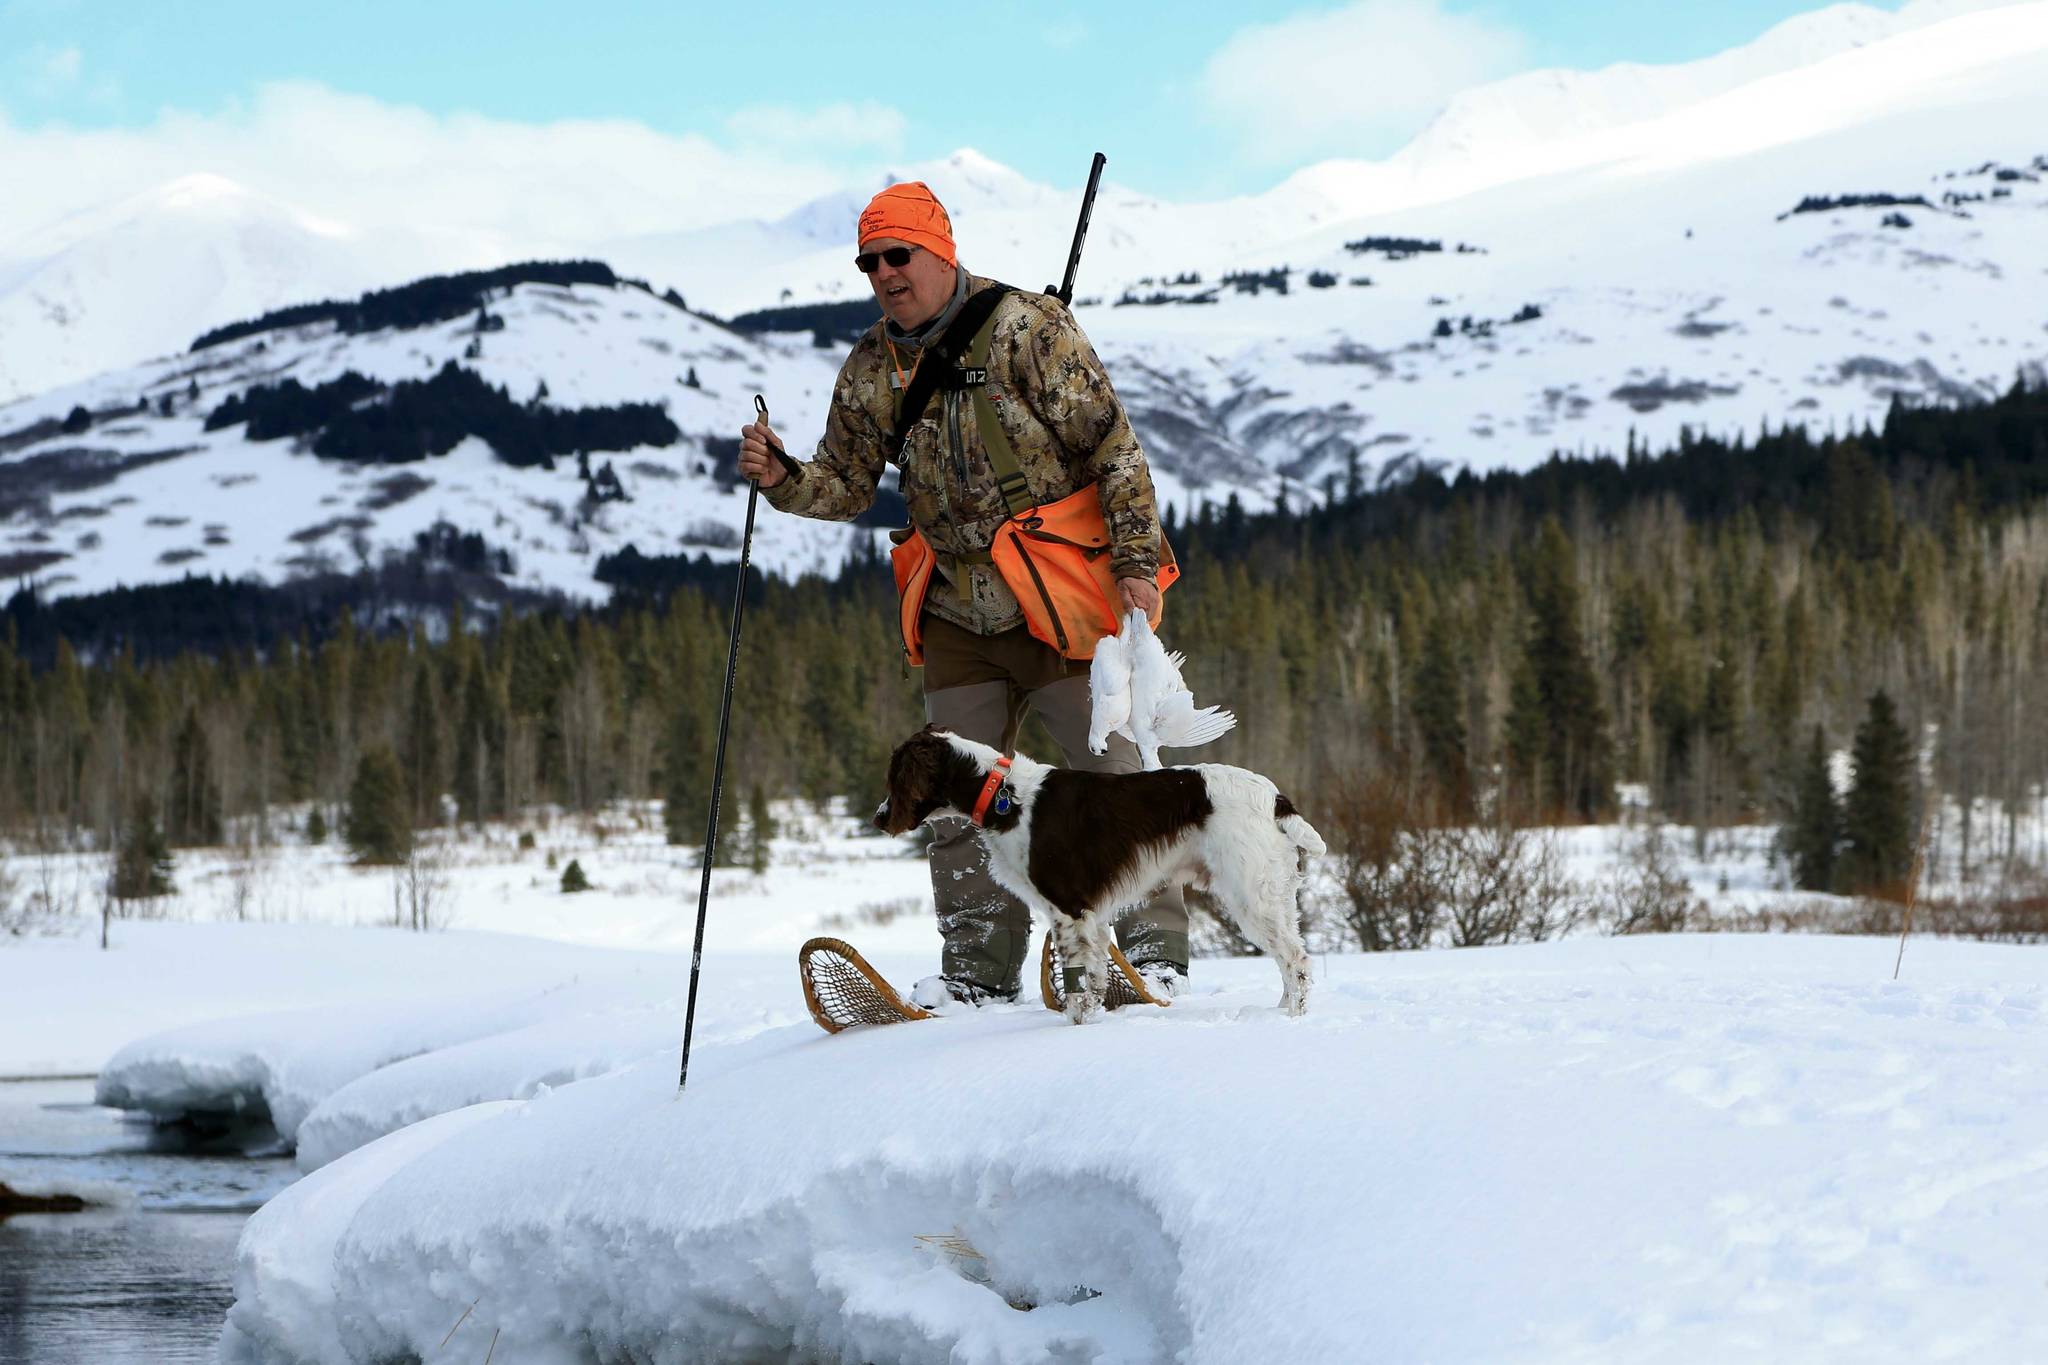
[1056, 152, 1108, 306]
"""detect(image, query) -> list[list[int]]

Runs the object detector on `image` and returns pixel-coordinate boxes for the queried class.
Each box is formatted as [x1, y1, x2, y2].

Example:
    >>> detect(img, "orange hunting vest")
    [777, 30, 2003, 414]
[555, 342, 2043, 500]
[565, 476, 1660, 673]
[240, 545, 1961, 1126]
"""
[892, 489, 1179, 665]
[888, 297, 1178, 665]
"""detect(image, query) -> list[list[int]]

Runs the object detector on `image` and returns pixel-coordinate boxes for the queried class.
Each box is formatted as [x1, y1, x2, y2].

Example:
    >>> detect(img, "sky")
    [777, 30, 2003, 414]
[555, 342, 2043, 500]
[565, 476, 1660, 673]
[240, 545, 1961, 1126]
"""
[2, 1, 1937, 201]
[1, 0, 2024, 271]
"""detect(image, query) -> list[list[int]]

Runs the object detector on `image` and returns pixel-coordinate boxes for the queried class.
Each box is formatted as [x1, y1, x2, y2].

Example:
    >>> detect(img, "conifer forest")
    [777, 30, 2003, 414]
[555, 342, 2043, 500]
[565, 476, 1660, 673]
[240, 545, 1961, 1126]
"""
[6, 379, 2048, 921]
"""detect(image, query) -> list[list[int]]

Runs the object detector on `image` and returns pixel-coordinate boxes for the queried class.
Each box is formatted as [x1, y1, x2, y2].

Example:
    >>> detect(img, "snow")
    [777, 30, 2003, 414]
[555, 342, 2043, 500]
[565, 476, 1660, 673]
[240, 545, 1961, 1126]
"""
[0, 278, 861, 597]
[0, 801, 933, 1079]
[196, 935, 2048, 1364]
[9, 801, 2045, 1361]
[0, 174, 391, 409]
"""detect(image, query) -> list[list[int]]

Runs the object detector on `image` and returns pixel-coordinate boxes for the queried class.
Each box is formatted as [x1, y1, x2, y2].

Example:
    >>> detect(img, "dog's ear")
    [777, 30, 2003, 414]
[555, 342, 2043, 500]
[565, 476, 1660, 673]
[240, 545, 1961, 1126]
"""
[880, 731, 941, 835]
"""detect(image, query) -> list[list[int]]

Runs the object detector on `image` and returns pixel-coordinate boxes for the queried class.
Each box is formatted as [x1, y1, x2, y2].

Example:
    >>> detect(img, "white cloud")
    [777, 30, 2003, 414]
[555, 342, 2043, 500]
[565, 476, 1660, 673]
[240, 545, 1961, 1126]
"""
[722, 100, 907, 157]
[1201, 0, 1531, 166]
[0, 81, 896, 256]
[32, 42, 80, 84]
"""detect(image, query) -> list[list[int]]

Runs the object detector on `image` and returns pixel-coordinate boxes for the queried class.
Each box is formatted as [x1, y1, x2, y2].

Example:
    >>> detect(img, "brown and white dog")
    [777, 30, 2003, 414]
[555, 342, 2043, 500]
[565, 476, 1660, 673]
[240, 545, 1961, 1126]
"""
[874, 725, 1326, 1023]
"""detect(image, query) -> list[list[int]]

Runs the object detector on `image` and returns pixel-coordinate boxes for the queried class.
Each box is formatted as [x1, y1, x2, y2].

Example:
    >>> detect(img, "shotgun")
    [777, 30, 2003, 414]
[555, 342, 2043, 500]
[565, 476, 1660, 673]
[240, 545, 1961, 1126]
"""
[1049, 152, 1108, 307]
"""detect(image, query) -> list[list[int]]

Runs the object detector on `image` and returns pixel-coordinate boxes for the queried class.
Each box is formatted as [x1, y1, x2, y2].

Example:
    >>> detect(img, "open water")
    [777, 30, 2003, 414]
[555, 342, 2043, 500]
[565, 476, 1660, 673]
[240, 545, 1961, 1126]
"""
[0, 1079, 294, 1364]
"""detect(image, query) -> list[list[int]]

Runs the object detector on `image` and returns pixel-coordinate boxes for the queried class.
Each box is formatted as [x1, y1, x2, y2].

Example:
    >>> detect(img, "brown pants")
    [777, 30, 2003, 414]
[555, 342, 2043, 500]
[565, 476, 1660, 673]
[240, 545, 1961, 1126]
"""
[920, 615, 1189, 997]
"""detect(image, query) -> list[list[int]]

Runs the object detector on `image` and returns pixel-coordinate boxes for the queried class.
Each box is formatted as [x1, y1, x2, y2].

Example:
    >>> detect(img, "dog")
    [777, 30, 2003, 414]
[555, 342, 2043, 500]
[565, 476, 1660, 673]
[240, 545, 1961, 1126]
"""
[874, 725, 1326, 1023]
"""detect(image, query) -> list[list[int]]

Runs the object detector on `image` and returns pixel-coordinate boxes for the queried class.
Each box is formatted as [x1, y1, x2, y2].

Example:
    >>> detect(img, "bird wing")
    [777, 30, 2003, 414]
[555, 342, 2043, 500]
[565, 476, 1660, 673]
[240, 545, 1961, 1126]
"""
[1153, 704, 1237, 750]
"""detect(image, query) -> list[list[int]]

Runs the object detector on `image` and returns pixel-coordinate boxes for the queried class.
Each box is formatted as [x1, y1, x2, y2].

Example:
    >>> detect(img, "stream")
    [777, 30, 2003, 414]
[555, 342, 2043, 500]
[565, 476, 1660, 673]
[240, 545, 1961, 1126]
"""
[0, 1078, 295, 1364]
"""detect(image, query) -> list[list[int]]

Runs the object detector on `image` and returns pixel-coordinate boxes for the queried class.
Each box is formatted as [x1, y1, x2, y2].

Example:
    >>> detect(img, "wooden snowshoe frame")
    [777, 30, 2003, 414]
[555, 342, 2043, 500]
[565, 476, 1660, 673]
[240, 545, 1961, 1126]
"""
[799, 936, 934, 1032]
[797, 933, 1167, 1035]
[1039, 935, 1168, 1012]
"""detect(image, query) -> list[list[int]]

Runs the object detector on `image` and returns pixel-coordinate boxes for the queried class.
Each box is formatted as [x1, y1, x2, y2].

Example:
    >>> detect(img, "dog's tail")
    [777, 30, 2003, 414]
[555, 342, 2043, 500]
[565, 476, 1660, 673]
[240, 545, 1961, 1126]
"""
[1273, 792, 1327, 857]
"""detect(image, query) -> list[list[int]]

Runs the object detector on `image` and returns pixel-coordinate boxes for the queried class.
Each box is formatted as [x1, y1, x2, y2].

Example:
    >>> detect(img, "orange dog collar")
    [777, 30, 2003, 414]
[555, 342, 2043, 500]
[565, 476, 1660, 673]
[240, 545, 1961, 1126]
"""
[970, 754, 1014, 827]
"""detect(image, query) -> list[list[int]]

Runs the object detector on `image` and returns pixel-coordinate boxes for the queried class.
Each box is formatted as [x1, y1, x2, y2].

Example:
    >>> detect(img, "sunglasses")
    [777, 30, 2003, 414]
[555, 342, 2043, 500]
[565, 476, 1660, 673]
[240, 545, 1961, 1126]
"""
[855, 245, 918, 273]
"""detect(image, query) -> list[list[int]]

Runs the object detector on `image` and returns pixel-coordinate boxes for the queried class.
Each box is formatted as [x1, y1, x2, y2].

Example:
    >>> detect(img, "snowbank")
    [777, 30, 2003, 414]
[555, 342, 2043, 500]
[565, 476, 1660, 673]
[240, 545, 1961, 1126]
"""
[0, 799, 936, 1082]
[216, 936, 2048, 1364]
[95, 972, 682, 1148]
[81, 931, 910, 1170]
[0, 921, 686, 1079]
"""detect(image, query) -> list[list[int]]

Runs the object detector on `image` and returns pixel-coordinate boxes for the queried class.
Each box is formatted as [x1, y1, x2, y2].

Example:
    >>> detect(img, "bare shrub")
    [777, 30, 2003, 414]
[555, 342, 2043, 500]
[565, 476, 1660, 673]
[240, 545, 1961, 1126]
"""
[24, 847, 88, 930]
[1439, 823, 1579, 946]
[1322, 781, 1441, 952]
[1715, 896, 1896, 935]
[1320, 776, 1580, 950]
[1597, 821, 1706, 935]
[392, 838, 455, 932]
[0, 858, 22, 937]
[218, 827, 275, 923]
[1914, 862, 2048, 943]
[819, 896, 923, 932]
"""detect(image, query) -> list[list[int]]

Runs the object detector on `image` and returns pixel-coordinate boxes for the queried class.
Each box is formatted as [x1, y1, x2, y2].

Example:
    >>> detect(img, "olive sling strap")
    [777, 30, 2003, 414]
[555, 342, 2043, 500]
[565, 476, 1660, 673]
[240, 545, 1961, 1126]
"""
[888, 284, 1176, 662]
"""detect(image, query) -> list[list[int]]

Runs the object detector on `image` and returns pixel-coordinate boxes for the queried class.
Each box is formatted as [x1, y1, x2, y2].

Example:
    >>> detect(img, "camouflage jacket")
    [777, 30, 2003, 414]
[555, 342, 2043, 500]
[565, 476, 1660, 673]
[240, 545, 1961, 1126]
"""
[762, 272, 1162, 636]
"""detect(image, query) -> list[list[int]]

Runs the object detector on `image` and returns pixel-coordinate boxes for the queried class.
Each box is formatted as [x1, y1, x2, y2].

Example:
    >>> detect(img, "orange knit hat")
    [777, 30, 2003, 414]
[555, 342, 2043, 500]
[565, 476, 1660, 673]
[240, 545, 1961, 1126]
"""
[858, 181, 956, 266]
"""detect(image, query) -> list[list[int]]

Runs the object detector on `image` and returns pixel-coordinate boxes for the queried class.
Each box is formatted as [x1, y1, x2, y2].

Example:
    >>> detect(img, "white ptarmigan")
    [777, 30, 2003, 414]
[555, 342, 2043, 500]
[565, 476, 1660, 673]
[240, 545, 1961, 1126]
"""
[1089, 609, 1235, 770]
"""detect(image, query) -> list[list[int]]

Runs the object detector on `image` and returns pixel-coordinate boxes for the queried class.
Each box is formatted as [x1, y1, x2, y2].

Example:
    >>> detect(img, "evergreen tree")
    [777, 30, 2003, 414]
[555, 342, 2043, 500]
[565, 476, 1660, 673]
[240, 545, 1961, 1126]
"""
[1782, 725, 1839, 891]
[1840, 690, 1916, 896]
[662, 705, 705, 848]
[453, 655, 498, 825]
[165, 705, 223, 847]
[400, 661, 443, 827]
[560, 858, 591, 893]
[344, 745, 411, 865]
[1410, 614, 1469, 815]
[111, 795, 175, 900]
[745, 783, 776, 875]
[1822, 441, 1897, 562]
[1506, 519, 1611, 819]
[306, 805, 328, 844]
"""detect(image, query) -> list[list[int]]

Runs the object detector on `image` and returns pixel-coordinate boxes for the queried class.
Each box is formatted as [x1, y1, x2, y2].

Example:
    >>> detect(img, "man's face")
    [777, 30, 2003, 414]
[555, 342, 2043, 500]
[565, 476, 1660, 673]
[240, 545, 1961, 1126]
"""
[862, 237, 955, 331]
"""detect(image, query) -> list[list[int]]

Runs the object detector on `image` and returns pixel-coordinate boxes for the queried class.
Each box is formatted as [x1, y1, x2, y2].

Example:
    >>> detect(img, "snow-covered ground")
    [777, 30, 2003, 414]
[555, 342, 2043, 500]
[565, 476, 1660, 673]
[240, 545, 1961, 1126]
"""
[5, 798, 2046, 1362]
[0, 800, 933, 1079]
[200, 938, 2046, 1363]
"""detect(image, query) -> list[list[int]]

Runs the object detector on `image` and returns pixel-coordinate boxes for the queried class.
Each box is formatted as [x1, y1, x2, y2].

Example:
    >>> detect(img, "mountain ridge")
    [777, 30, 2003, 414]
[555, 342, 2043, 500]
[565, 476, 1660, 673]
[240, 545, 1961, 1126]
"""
[2, 3, 2046, 605]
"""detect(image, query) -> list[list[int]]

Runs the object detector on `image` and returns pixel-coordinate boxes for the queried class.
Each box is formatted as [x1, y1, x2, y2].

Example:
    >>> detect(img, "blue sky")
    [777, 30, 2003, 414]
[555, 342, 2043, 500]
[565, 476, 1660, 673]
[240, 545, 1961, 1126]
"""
[1, 0, 1923, 200]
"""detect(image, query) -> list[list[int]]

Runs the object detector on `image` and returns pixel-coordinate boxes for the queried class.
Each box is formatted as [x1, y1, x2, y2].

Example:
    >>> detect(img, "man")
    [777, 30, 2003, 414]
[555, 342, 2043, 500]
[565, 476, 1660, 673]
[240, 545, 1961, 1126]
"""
[737, 180, 1187, 1007]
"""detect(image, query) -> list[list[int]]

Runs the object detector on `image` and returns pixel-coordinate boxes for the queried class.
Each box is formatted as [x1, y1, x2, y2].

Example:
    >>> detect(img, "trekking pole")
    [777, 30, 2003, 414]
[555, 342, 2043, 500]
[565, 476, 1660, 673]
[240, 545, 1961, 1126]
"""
[678, 394, 787, 1092]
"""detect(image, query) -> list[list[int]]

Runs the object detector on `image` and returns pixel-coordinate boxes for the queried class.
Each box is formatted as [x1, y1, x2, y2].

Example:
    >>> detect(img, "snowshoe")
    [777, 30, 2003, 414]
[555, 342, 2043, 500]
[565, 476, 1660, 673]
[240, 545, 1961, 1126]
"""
[798, 936, 934, 1033]
[1039, 936, 1169, 1013]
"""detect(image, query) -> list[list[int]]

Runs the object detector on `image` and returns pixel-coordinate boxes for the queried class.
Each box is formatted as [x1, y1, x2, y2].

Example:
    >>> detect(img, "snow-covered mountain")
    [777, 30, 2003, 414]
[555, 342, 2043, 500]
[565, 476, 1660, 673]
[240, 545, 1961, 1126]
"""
[0, 271, 873, 600]
[2, 2, 2046, 604]
[0, 175, 403, 408]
